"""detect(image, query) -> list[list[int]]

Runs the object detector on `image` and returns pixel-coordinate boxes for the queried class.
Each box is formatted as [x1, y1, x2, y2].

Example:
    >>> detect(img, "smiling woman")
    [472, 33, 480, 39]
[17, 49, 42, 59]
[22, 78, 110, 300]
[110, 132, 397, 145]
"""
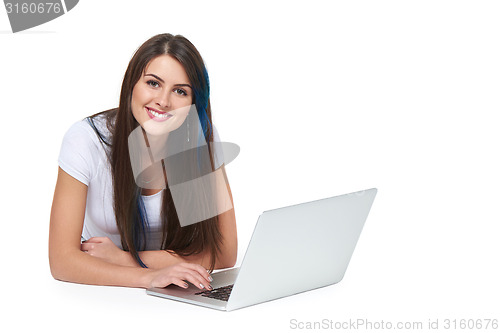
[131, 55, 193, 135]
[48, 33, 237, 290]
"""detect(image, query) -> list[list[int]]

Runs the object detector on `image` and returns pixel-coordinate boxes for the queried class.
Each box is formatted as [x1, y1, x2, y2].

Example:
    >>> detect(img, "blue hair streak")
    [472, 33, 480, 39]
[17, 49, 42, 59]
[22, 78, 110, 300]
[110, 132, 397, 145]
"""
[193, 65, 215, 171]
[133, 192, 149, 268]
[194, 65, 212, 141]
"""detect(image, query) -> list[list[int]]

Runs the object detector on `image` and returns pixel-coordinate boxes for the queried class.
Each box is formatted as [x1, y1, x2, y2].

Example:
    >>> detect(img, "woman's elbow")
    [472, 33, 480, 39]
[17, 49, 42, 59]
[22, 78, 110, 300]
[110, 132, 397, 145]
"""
[49, 255, 65, 281]
[216, 248, 237, 269]
[48, 247, 77, 282]
[223, 256, 237, 269]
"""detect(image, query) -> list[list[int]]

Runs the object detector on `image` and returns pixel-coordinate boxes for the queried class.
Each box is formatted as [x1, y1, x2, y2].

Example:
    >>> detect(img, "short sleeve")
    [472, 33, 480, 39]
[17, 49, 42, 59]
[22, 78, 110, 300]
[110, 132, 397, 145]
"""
[58, 120, 99, 186]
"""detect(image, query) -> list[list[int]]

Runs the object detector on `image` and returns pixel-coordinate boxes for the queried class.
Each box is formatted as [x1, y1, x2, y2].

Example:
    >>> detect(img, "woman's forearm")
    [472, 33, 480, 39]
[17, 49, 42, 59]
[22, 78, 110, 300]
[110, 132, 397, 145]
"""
[118, 250, 189, 269]
[120, 247, 232, 270]
[50, 248, 213, 291]
[118, 249, 209, 270]
[78, 237, 226, 270]
[50, 248, 153, 288]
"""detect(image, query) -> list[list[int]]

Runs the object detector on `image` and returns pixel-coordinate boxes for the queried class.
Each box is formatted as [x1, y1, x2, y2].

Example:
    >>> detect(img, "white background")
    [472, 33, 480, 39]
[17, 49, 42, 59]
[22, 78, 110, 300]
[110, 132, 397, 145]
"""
[1, 1, 499, 332]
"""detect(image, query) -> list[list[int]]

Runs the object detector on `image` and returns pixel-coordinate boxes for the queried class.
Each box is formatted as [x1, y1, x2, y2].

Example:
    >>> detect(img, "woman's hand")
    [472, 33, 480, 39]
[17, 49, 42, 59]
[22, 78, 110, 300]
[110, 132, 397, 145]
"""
[80, 237, 213, 290]
[147, 262, 213, 290]
[81, 237, 129, 266]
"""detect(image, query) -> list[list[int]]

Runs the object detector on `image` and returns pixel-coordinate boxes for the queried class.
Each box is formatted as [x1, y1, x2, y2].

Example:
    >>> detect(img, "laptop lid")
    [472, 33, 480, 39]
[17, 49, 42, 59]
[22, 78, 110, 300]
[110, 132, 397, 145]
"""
[226, 188, 377, 311]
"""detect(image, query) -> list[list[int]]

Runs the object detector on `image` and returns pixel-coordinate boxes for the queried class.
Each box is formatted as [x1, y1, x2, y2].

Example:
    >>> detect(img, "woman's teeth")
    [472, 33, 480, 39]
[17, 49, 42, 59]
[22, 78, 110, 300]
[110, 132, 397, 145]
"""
[149, 109, 170, 118]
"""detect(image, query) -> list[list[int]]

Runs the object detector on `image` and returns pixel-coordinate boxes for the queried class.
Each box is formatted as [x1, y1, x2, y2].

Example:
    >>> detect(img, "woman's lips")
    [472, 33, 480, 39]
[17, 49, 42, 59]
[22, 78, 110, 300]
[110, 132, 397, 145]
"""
[145, 107, 173, 122]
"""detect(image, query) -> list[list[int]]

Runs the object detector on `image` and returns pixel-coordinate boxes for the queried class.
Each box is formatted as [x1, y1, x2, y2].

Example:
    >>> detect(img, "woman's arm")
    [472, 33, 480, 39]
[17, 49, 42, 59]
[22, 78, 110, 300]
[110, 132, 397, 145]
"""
[49, 167, 213, 289]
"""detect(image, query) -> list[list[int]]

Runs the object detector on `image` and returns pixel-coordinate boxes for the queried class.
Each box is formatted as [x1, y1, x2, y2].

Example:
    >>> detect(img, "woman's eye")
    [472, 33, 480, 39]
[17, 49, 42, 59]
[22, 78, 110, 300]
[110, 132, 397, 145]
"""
[174, 88, 187, 96]
[147, 80, 160, 88]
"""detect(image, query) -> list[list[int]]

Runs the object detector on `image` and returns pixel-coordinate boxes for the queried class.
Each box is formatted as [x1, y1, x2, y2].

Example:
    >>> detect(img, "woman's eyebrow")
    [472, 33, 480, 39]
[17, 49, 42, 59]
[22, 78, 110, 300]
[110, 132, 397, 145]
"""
[145, 73, 164, 83]
[174, 83, 193, 89]
[145, 73, 192, 89]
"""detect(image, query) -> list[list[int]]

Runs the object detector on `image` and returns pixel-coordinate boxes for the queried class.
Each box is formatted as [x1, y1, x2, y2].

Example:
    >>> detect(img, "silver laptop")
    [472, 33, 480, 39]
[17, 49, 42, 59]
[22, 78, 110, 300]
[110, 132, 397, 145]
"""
[146, 188, 377, 311]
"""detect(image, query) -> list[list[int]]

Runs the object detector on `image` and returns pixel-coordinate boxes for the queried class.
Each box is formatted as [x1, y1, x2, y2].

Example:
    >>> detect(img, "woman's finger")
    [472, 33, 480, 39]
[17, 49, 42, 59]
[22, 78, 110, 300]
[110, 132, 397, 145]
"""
[149, 263, 214, 289]
[84, 237, 107, 243]
[80, 243, 95, 251]
[179, 263, 213, 284]
[180, 270, 212, 290]
[170, 278, 189, 289]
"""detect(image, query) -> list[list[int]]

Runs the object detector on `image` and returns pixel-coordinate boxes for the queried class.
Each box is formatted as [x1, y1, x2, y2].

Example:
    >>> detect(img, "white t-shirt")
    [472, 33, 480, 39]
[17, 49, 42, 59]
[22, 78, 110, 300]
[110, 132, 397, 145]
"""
[58, 114, 223, 250]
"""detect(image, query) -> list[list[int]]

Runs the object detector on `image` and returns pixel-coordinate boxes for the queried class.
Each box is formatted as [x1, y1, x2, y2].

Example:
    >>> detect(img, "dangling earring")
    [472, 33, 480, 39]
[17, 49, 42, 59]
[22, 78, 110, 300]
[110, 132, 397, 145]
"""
[187, 120, 190, 142]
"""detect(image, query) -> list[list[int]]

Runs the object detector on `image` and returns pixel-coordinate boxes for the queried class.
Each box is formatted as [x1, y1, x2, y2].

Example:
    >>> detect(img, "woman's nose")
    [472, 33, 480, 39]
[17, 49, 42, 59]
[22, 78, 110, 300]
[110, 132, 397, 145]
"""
[156, 91, 171, 109]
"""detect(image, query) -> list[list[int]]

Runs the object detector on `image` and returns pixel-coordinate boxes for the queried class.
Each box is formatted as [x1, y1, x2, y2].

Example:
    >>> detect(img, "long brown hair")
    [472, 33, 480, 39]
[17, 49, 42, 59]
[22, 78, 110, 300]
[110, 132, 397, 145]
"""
[89, 34, 222, 270]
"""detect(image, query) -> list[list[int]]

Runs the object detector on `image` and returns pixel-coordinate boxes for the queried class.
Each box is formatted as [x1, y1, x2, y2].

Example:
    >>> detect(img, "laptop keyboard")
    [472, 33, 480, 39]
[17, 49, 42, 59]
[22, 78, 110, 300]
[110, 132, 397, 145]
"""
[195, 284, 234, 302]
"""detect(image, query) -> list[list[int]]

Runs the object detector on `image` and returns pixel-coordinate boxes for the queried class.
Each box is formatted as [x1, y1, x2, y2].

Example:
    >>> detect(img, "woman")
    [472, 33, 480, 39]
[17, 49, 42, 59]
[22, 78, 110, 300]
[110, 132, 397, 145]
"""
[49, 33, 237, 290]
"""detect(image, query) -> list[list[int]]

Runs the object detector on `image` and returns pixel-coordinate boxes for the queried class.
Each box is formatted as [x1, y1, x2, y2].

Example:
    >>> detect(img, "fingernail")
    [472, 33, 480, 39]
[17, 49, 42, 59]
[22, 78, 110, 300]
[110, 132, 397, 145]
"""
[183, 283, 188, 288]
[199, 283, 204, 289]
[208, 276, 213, 282]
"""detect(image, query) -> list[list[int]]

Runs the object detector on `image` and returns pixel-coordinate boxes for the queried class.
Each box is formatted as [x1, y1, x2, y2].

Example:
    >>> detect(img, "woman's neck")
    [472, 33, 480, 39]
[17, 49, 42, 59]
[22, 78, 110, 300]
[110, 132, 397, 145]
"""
[144, 132, 169, 158]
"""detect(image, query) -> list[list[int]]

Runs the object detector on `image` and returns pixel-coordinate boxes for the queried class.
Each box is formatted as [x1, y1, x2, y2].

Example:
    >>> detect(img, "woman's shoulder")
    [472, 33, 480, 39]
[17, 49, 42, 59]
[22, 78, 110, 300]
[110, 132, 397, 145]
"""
[58, 110, 117, 185]
[64, 110, 115, 146]
[86, 109, 116, 144]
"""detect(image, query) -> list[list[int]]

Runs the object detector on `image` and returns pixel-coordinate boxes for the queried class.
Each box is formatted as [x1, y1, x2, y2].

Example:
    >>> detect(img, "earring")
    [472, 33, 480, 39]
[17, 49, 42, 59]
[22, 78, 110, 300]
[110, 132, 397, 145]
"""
[187, 120, 190, 142]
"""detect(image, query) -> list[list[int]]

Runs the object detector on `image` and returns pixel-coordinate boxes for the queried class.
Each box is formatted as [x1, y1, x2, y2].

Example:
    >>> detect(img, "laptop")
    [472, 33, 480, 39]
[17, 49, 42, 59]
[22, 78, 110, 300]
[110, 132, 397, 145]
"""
[146, 188, 377, 311]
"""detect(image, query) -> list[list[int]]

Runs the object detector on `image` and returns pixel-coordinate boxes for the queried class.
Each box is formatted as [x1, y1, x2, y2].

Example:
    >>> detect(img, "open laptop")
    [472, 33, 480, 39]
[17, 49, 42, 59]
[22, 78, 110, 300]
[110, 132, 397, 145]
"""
[146, 188, 377, 311]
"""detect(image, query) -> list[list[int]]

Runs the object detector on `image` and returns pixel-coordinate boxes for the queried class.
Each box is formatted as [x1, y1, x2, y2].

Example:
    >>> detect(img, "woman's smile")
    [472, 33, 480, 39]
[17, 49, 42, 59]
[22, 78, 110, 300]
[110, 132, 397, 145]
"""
[145, 106, 173, 122]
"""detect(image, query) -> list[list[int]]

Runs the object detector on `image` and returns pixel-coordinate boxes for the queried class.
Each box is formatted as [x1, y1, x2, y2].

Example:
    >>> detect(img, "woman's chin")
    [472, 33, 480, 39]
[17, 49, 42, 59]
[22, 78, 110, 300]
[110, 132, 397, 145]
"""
[142, 120, 173, 137]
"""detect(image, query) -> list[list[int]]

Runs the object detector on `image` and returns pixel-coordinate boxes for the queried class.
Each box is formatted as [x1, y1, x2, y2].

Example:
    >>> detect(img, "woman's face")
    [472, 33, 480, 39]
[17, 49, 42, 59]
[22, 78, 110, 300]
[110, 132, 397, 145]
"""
[131, 54, 193, 136]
